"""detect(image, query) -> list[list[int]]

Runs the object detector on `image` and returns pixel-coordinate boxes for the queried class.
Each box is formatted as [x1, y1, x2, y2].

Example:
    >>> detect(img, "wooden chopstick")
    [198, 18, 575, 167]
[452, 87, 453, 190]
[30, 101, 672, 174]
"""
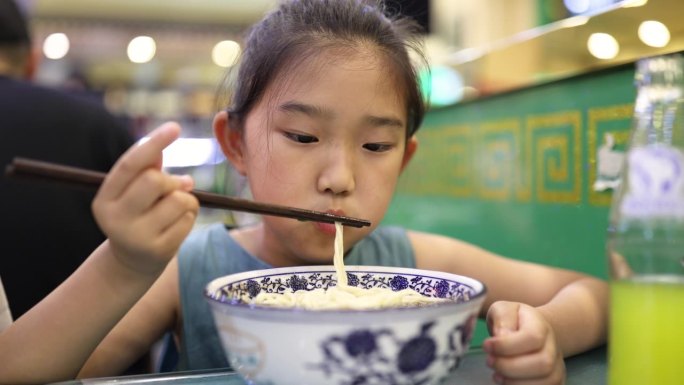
[4, 157, 371, 228]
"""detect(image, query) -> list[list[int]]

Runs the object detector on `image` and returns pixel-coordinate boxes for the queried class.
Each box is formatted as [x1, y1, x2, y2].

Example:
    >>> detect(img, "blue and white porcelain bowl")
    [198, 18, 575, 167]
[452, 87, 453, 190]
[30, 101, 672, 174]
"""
[205, 265, 487, 385]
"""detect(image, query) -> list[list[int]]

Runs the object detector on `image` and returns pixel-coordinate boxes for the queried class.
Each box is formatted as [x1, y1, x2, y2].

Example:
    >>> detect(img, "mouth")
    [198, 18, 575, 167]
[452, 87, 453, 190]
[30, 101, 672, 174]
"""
[313, 209, 347, 235]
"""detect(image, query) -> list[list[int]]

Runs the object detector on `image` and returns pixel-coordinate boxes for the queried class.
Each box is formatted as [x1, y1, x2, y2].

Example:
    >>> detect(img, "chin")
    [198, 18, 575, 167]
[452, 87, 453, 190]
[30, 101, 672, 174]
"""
[291, 249, 336, 266]
[274, 219, 371, 263]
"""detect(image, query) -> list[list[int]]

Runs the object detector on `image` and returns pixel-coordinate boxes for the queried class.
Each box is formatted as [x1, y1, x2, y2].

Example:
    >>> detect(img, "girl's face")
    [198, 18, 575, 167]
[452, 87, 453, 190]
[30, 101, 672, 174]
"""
[217, 48, 416, 266]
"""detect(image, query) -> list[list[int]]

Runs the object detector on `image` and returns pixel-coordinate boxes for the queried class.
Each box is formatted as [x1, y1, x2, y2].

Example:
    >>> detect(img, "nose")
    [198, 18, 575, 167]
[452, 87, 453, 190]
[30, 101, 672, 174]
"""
[317, 146, 356, 196]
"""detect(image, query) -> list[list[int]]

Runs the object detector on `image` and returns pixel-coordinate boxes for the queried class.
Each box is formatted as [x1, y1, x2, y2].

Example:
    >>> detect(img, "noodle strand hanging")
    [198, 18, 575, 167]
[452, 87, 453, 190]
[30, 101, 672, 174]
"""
[252, 223, 448, 310]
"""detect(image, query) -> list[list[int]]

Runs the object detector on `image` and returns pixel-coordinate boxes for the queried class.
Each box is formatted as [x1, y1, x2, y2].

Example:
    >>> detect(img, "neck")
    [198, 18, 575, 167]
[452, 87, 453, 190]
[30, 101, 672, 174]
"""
[230, 224, 266, 260]
[229, 224, 302, 268]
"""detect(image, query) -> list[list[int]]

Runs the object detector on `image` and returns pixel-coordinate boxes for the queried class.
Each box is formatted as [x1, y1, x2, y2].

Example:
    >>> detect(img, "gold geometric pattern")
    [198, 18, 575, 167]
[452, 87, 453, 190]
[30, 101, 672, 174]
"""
[406, 125, 474, 196]
[399, 106, 635, 207]
[442, 125, 475, 197]
[526, 111, 582, 203]
[478, 119, 529, 201]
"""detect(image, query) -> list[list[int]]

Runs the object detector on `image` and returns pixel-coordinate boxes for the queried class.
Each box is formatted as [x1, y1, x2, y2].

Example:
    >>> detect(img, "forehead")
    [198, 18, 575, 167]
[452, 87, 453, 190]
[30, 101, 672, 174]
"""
[263, 46, 406, 114]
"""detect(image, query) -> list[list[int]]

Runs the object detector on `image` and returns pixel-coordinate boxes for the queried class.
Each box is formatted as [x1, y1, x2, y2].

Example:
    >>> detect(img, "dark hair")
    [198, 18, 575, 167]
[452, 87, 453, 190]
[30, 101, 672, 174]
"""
[0, 0, 32, 74]
[0, 0, 30, 44]
[222, 0, 427, 138]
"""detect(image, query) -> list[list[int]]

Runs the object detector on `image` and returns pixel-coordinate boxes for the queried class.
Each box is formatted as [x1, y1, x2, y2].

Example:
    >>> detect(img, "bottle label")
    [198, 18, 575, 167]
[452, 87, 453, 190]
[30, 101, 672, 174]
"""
[621, 146, 684, 218]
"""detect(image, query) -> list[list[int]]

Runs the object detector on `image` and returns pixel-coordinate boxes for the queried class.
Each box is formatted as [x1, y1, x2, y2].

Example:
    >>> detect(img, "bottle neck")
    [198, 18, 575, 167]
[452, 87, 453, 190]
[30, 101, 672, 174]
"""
[631, 54, 684, 148]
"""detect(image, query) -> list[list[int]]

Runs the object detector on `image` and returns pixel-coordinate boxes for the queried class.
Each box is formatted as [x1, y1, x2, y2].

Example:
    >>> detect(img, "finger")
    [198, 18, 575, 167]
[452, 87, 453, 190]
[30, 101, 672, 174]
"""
[484, 301, 522, 358]
[111, 191, 197, 268]
[152, 196, 199, 254]
[98, 122, 181, 201]
[122, 186, 197, 240]
[487, 346, 559, 380]
[486, 301, 521, 337]
[119, 171, 193, 216]
[158, 210, 198, 250]
[485, 333, 542, 358]
[487, 306, 549, 356]
[144, 190, 199, 235]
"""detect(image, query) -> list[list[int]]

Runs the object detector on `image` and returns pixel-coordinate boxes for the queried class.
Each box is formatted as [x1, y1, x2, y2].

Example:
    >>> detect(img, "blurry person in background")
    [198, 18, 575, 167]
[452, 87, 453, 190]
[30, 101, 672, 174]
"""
[0, 0, 135, 322]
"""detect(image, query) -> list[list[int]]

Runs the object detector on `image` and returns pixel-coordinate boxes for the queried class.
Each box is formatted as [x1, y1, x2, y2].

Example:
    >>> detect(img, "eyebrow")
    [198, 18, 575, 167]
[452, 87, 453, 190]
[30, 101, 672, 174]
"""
[278, 101, 405, 130]
[364, 115, 404, 130]
[279, 101, 330, 119]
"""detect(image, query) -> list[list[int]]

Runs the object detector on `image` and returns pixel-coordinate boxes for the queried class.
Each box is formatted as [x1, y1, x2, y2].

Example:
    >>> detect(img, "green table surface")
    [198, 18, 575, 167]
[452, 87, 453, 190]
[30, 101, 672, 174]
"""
[49, 346, 606, 385]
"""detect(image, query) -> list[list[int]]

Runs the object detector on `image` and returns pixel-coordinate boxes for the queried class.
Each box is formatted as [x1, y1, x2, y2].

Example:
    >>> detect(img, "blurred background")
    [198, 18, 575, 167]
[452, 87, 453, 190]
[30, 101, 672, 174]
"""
[20, 0, 665, 136]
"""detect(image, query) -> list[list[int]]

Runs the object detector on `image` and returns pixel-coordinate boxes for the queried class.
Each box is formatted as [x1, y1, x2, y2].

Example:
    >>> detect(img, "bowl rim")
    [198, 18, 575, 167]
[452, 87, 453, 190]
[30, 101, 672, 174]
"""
[204, 265, 487, 316]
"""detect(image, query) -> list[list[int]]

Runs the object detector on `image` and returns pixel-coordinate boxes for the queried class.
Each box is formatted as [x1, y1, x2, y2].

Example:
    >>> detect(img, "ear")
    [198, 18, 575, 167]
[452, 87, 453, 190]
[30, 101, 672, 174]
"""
[400, 135, 418, 173]
[213, 110, 247, 176]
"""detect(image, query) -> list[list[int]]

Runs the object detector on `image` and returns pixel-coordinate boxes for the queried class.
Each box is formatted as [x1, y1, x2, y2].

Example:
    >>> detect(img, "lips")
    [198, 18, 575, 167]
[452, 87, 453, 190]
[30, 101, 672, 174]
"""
[326, 209, 347, 218]
[314, 222, 337, 235]
[313, 209, 347, 235]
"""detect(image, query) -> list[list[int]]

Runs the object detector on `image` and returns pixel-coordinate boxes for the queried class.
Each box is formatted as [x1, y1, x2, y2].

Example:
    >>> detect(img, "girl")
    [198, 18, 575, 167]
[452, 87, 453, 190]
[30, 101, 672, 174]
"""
[0, 1, 607, 384]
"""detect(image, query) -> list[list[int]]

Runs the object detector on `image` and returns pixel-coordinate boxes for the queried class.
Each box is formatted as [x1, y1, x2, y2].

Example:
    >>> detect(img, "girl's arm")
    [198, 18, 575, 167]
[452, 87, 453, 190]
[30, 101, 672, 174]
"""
[410, 230, 608, 385]
[0, 242, 163, 384]
[0, 122, 198, 384]
[78, 258, 181, 378]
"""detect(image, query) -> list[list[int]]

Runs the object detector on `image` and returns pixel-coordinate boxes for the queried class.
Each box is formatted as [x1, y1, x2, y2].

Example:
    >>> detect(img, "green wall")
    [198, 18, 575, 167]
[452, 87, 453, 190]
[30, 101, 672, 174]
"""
[382, 64, 637, 344]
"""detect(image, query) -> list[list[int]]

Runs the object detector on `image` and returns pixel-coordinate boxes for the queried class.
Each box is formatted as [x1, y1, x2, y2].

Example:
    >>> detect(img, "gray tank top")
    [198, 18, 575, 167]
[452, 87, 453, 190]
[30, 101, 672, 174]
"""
[176, 223, 415, 370]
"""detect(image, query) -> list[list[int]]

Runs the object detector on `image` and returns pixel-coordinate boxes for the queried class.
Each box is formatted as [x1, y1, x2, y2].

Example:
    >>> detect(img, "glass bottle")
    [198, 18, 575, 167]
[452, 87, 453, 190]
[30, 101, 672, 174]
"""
[606, 53, 684, 385]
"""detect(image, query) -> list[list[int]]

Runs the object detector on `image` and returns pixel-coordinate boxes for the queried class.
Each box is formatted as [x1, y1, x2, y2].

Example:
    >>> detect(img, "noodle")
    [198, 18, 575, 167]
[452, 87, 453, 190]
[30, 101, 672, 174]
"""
[333, 221, 347, 287]
[252, 222, 448, 310]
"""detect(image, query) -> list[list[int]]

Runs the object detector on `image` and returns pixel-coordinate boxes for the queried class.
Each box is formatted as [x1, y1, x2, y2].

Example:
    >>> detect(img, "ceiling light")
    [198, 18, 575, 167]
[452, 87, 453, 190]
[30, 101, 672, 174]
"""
[638, 20, 670, 48]
[127, 36, 156, 64]
[587, 33, 620, 59]
[42, 33, 69, 60]
[212, 40, 241, 68]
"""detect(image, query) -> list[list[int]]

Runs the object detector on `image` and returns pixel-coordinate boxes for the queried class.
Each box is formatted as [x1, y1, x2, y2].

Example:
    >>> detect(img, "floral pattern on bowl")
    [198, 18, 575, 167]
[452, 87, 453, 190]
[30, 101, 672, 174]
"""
[211, 269, 475, 307]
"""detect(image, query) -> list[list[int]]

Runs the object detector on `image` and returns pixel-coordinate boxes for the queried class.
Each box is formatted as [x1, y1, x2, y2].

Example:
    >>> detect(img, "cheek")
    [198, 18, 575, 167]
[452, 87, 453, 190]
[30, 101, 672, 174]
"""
[244, 129, 296, 170]
[242, 129, 277, 175]
[243, 136, 310, 201]
[357, 160, 403, 209]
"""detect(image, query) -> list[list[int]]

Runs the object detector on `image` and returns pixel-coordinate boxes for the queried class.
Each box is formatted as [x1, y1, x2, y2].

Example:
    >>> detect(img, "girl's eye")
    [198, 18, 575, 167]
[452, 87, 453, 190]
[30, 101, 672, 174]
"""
[363, 143, 393, 152]
[284, 132, 318, 144]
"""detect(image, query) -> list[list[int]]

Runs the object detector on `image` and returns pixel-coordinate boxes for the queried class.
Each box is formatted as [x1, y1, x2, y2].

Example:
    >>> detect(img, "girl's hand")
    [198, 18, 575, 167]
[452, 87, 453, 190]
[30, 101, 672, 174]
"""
[92, 122, 199, 275]
[483, 301, 566, 385]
